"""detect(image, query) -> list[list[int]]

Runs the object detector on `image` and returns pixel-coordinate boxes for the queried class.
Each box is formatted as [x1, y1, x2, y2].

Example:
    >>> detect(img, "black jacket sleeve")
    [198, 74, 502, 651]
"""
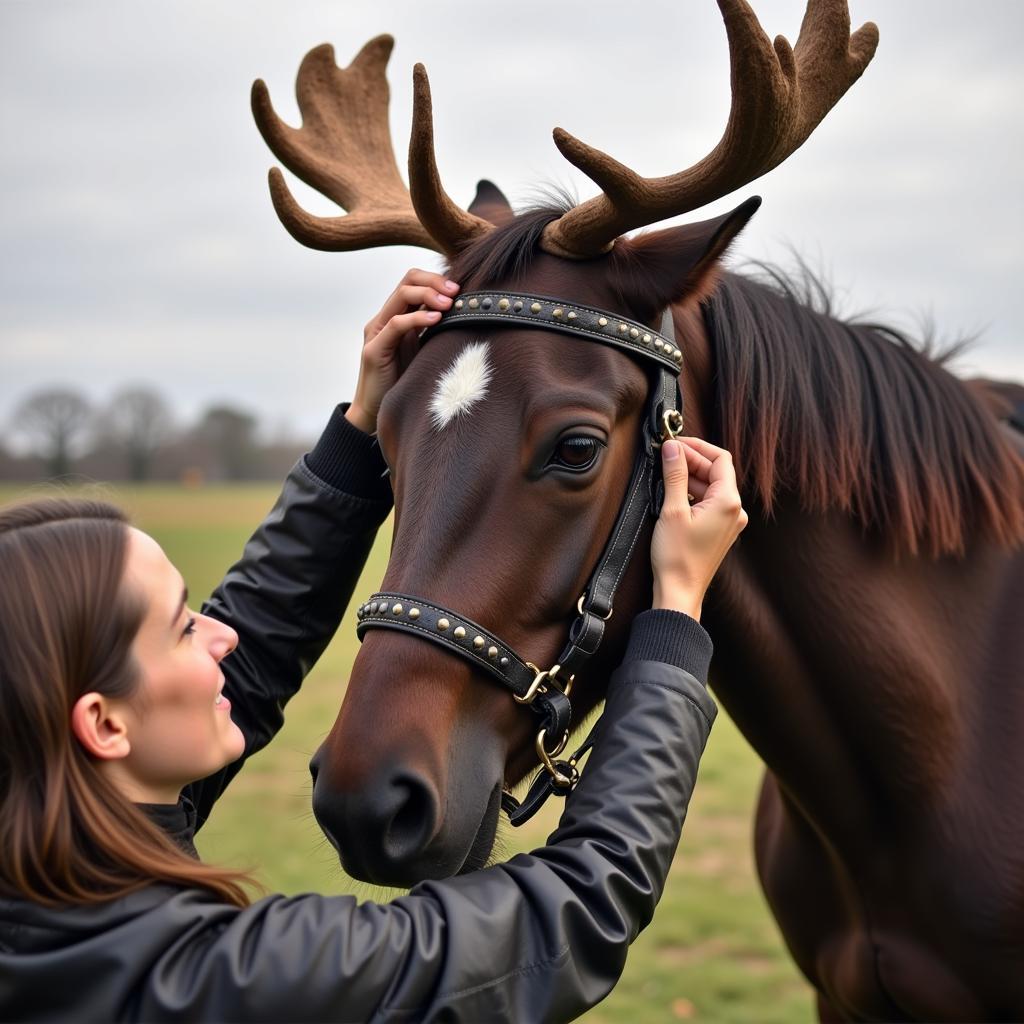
[129, 617, 716, 1024]
[186, 406, 393, 827]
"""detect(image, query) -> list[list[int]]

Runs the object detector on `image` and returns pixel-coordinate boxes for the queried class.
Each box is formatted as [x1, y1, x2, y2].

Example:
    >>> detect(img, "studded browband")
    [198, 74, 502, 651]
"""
[356, 292, 684, 825]
[422, 290, 683, 373]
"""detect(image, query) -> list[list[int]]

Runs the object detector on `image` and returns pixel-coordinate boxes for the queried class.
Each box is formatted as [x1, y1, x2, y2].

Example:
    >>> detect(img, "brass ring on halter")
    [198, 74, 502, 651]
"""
[536, 728, 572, 784]
[660, 408, 684, 442]
[577, 592, 613, 622]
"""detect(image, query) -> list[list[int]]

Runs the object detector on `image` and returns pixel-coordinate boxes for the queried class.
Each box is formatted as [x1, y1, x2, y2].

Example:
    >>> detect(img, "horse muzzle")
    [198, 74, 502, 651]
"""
[307, 645, 509, 886]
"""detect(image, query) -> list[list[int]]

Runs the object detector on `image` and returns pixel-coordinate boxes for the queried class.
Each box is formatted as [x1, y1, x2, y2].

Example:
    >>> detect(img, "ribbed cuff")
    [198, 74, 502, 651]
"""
[304, 404, 392, 503]
[622, 609, 713, 684]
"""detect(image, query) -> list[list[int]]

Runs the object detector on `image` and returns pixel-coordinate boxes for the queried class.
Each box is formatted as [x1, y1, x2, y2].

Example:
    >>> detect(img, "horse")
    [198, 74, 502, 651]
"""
[252, 2, 1024, 1018]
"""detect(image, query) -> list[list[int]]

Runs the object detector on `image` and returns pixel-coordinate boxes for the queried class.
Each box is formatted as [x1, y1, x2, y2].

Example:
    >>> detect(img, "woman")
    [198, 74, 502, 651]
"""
[0, 270, 747, 1023]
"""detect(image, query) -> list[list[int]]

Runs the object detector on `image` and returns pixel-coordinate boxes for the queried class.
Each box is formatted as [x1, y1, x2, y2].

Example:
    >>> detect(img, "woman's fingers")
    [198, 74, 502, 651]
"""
[389, 282, 456, 317]
[366, 271, 459, 340]
[650, 438, 747, 617]
[348, 272, 460, 435]
[685, 476, 709, 501]
[369, 308, 442, 348]
[660, 441, 691, 514]
[681, 443, 714, 485]
[681, 436, 736, 482]
[392, 268, 458, 301]
[400, 267, 459, 293]
[365, 275, 460, 361]
[679, 437, 739, 507]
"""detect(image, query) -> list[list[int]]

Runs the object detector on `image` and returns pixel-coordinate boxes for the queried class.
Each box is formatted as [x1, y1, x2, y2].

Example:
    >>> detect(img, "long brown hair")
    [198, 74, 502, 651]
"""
[0, 497, 255, 907]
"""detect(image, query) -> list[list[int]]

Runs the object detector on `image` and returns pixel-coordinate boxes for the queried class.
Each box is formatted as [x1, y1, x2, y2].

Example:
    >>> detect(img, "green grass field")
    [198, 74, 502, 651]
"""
[0, 482, 812, 1023]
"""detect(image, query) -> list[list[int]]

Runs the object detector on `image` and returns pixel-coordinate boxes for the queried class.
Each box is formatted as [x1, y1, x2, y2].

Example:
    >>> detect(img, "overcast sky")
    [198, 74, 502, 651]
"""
[2, 1, 1021, 442]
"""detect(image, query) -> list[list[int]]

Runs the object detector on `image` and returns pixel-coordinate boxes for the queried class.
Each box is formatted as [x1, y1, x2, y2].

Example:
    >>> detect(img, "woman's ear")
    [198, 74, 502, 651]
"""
[70, 693, 131, 761]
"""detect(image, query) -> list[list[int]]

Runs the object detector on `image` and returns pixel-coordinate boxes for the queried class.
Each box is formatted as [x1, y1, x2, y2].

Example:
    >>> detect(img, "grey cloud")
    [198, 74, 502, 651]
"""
[1, 0, 1021, 436]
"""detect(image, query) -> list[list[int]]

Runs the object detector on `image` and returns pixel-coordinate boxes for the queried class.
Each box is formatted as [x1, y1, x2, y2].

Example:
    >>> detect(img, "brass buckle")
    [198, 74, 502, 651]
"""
[660, 408, 684, 443]
[535, 727, 577, 788]
[515, 662, 576, 705]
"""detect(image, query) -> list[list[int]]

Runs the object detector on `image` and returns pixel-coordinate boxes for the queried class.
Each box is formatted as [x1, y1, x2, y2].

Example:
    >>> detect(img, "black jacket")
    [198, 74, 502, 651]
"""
[0, 407, 717, 1023]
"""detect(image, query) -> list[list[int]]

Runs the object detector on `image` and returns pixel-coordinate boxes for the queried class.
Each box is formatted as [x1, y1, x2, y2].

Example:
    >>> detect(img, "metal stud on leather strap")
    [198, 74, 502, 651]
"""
[357, 592, 540, 700]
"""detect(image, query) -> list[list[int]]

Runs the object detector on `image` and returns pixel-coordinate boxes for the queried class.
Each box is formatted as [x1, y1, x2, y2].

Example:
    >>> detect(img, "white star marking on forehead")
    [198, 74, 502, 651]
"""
[429, 341, 493, 430]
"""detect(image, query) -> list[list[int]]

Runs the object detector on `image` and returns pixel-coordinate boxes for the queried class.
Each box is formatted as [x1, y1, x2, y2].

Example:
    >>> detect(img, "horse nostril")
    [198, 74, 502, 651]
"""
[308, 749, 321, 787]
[310, 762, 448, 884]
[382, 773, 439, 864]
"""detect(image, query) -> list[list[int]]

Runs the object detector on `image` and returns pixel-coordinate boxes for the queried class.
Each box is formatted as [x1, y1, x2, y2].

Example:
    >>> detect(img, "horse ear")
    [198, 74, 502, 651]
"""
[468, 179, 515, 226]
[613, 196, 761, 321]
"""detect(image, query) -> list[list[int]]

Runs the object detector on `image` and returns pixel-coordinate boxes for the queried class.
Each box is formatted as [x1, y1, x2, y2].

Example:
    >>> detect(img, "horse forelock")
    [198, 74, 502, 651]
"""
[446, 197, 716, 323]
[447, 203, 569, 291]
[705, 266, 1024, 558]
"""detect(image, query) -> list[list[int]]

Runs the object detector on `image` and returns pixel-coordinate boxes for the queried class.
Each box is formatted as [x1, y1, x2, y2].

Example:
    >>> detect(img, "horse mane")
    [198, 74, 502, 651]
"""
[705, 265, 1024, 557]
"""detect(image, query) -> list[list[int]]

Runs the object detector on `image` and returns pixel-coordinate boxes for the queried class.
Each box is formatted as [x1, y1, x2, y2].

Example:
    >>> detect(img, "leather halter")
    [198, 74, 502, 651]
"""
[356, 291, 683, 825]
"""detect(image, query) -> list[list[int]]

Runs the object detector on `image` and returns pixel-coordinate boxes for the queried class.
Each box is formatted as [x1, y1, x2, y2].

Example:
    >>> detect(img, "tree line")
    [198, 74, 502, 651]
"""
[1, 386, 313, 484]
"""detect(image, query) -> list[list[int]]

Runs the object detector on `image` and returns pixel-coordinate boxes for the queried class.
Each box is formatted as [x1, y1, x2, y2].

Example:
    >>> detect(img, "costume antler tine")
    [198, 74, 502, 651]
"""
[251, 36, 441, 253]
[541, 0, 879, 259]
[408, 64, 492, 256]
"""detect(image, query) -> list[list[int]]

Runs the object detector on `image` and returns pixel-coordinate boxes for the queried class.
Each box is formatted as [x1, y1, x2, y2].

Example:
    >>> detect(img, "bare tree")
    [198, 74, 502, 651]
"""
[105, 386, 174, 481]
[194, 404, 261, 480]
[13, 388, 93, 478]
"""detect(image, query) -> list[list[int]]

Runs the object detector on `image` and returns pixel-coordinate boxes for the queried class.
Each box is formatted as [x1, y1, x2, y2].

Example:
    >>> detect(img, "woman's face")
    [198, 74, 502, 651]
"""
[116, 528, 244, 803]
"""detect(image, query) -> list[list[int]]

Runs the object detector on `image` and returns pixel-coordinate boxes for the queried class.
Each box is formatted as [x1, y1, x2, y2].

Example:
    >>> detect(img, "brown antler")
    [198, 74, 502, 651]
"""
[252, 36, 488, 256]
[408, 64, 492, 255]
[541, 0, 879, 259]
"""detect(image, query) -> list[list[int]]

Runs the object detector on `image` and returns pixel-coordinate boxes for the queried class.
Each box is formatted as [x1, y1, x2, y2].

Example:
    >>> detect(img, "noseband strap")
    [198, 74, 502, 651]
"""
[356, 595, 559, 702]
[356, 292, 683, 825]
[355, 594, 574, 771]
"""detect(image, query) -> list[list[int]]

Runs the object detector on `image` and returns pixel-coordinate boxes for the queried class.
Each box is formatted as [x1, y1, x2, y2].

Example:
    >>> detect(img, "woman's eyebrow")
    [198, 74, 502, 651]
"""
[170, 585, 188, 629]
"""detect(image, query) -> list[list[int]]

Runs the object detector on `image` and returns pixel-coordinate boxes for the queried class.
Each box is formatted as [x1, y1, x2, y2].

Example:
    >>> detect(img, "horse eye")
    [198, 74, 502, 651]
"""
[550, 436, 604, 471]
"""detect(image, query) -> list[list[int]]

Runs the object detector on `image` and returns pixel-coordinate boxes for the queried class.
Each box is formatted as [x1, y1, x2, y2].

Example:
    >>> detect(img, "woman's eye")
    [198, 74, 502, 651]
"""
[183, 616, 197, 638]
[549, 436, 605, 472]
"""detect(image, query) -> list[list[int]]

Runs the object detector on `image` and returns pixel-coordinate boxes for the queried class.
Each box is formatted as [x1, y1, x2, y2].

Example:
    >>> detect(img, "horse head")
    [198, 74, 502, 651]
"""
[253, 1, 877, 886]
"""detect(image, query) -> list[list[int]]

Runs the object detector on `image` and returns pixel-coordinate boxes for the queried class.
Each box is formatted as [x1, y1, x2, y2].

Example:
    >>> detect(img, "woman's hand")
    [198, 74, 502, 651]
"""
[650, 436, 748, 620]
[345, 269, 460, 435]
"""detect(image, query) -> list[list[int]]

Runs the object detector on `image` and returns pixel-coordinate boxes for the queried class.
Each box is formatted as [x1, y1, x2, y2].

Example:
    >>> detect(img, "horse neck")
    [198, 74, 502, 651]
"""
[707, 501, 1024, 842]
